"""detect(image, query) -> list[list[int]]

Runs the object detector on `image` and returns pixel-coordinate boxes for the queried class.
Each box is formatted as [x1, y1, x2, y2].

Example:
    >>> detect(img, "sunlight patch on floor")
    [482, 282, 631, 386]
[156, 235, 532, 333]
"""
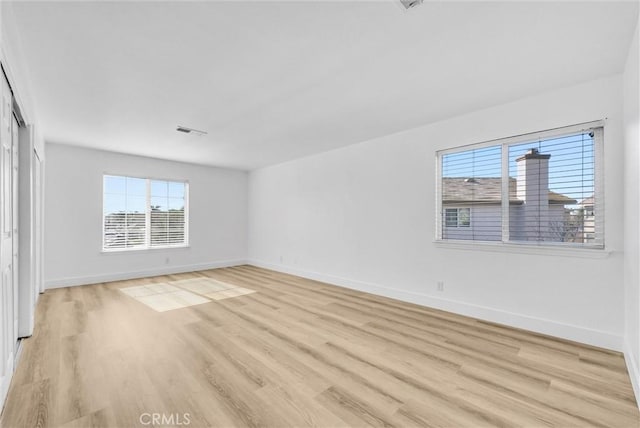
[205, 287, 256, 300]
[169, 277, 237, 294]
[119, 278, 256, 312]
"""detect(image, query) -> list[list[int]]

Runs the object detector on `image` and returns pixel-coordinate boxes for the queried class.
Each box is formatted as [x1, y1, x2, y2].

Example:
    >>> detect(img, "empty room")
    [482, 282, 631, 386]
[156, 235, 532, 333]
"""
[0, 0, 639, 427]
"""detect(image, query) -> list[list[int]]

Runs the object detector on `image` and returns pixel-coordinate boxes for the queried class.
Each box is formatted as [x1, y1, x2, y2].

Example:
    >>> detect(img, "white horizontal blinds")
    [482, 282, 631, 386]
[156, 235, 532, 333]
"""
[103, 176, 148, 249]
[438, 122, 604, 248]
[441, 145, 503, 241]
[150, 180, 187, 247]
[507, 128, 600, 246]
[103, 175, 187, 251]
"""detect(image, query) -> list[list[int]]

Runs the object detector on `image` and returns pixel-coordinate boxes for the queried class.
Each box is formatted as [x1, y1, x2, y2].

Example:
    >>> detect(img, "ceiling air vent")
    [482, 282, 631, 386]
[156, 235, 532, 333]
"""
[176, 125, 208, 136]
[399, 0, 424, 10]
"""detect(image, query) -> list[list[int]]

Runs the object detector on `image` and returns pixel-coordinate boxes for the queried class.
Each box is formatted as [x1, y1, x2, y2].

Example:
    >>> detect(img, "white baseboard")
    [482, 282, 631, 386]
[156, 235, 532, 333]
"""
[248, 259, 623, 352]
[624, 340, 640, 410]
[0, 352, 15, 415]
[44, 259, 248, 289]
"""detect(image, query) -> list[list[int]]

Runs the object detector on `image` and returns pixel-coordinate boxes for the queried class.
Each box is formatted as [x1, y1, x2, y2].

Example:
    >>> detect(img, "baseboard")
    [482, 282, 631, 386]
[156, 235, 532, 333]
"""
[44, 259, 248, 289]
[248, 259, 623, 352]
[624, 340, 640, 410]
[0, 352, 15, 415]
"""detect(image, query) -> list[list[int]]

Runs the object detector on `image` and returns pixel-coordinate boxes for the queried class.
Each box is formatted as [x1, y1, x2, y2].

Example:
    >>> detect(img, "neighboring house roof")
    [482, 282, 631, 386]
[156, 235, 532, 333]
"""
[548, 191, 577, 205]
[442, 177, 577, 205]
[442, 177, 507, 204]
[579, 196, 594, 207]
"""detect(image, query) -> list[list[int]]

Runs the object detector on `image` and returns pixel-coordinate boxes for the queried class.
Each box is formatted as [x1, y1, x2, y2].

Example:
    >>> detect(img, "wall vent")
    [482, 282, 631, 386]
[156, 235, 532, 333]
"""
[399, 0, 424, 10]
[176, 125, 208, 136]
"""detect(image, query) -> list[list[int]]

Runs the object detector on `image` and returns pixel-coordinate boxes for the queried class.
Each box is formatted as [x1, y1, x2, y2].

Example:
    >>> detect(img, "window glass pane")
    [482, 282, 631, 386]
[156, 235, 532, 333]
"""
[168, 209, 184, 226]
[150, 191, 169, 247]
[126, 177, 147, 196]
[441, 145, 502, 241]
[508, 131, 594, 244]
[104, 210, 126, 249]
[459, 208, 471, 227]
[444, 209, 458, 227]
[151, 180, 169, 197]
[104, 175, 126, 194]
[126, 212, 146, 248]
[168, 197, 184, 211]
[104, 194, 125, 215]
[150, 196, 168, 212]
[442, 145, 502, 178]
[168, 182, 185, 198]
[150, 211, 169, 246]
[127, 195, 147, 214]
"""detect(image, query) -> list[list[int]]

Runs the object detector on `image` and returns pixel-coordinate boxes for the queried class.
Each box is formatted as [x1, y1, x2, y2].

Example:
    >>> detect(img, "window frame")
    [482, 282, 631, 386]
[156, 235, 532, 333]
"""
[102, 174, 190, 252]
[435, 120, 604, 250]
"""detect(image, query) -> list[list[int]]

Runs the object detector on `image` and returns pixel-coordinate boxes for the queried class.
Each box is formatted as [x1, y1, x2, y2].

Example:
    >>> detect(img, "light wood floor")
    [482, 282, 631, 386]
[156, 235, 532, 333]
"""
[1, 265, 638, 427]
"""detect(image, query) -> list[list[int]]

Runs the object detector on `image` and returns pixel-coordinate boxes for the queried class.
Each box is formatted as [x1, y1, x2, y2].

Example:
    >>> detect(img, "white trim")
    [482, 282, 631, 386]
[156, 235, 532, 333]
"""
[0, 353, 14, 414]
[501, 144, 510, 241]
[103, 172, 190, 184]
[434, 153, 443, 240]
[44, 259, 247, 289]
[183, 182, 190, 247]
[248, 259, 622, 351]
[437, 119, 605, 156]
[594, 126, 605, 248]
[145, 178, 151, 248]
[623, 340, 640, 410]
[101, 244, 190, 254]
[433, 240, 611, 258]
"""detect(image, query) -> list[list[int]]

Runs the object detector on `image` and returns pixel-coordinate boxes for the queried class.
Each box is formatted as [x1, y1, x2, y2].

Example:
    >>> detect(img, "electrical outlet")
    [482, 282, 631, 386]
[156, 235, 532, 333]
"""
[437, 281, 444, 292]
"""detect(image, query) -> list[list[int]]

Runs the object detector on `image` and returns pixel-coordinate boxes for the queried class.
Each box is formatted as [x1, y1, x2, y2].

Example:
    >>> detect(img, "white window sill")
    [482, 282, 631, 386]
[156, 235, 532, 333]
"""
[433, 240, 611, 259]
[101, 245, 190, 255]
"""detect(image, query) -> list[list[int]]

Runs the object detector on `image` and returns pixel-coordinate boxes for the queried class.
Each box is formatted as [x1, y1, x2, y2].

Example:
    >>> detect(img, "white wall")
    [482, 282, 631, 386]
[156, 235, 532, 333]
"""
[45, 143, 248, 287]
[249, 75, 625, 351]
[623, 12, 640, 406]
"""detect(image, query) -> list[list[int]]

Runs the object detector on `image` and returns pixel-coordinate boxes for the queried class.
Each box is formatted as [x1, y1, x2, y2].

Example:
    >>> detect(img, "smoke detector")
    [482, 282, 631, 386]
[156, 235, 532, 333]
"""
[399, 0, 424, 10]
[176, 125, 208, 136]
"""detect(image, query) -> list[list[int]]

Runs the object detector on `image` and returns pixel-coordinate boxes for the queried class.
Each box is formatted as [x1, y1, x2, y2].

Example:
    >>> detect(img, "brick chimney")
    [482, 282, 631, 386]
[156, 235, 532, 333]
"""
[516, 148, 551, 241]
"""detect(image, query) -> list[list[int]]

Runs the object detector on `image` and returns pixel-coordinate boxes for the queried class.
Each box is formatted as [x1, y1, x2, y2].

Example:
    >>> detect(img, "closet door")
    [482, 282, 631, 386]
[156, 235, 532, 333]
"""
[11, 116, 19, 348]
[33, 151, 42, 297]
[0, 74, 14, 404]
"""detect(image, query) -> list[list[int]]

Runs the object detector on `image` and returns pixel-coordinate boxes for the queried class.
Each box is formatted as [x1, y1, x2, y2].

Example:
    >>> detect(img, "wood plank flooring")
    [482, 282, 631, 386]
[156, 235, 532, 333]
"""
[1, 265, 638, 427]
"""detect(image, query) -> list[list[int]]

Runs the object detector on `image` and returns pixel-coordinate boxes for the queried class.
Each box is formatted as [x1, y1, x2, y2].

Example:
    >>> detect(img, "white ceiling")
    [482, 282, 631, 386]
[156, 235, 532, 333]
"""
[7, 1, 639, 170]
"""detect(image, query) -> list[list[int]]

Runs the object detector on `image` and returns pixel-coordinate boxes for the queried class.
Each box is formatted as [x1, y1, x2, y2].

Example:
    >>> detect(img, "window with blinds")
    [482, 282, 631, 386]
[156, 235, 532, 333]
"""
[437, 122, 603, 248]
[103, 175, 188, 251]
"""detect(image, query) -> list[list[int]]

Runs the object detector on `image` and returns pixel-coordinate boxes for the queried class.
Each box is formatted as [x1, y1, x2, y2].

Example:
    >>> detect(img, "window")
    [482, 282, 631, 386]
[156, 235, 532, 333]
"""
[103, 175, 188, 251]
[445, 208, 470, 228]
[437, 122, 603, 248]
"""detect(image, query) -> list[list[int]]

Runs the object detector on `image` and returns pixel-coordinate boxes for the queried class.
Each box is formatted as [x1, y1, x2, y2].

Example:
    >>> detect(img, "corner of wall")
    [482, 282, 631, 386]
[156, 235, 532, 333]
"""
[623, 7, 640, 411]
[625, 339, 640, 410]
